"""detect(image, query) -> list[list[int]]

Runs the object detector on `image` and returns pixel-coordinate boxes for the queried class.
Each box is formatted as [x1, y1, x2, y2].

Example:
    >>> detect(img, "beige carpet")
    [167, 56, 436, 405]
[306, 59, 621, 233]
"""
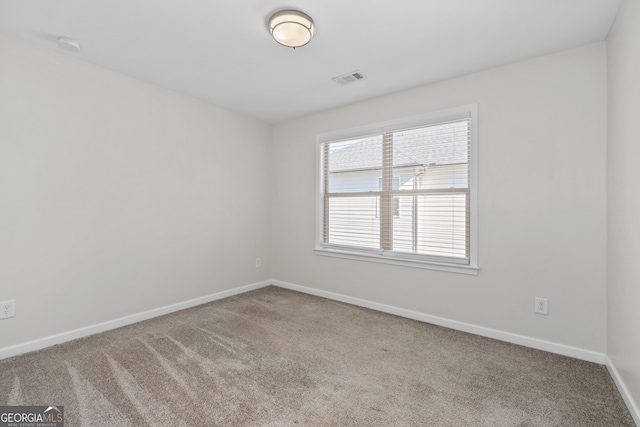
[0, 286, 634, 426]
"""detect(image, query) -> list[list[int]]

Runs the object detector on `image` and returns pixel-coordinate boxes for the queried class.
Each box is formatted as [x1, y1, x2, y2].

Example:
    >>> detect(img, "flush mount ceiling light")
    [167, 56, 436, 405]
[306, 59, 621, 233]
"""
[269, 9, 314, 48]
[57, 36, 81, 52]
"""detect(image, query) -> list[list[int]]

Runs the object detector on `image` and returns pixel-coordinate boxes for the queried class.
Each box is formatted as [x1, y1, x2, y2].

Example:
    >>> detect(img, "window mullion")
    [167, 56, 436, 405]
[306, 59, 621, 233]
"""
[380, 132, 393, 250]
[322, 143, 329, 243]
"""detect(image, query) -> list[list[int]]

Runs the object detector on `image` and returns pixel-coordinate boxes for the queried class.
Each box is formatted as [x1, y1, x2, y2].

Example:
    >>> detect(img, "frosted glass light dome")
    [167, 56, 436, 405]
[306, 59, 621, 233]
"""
[269, 10, 314, 48]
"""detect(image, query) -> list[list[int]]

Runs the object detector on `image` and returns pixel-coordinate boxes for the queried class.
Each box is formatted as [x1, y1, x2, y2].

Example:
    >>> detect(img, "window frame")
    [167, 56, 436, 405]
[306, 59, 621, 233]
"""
[315, 104, 478, 275]
[376, 177, 400, 218]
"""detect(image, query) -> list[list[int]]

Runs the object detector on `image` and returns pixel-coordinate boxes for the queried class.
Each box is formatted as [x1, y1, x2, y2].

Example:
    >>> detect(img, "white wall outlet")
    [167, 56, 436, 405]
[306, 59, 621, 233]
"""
[0, 300, 16, 319]
[255, 258, 261, 268]
[535, 297, 548, 315]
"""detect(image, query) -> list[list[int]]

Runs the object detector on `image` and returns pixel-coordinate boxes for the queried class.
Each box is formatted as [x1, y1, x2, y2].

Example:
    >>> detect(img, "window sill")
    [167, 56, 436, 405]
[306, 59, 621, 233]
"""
[314, 247, 479, 275]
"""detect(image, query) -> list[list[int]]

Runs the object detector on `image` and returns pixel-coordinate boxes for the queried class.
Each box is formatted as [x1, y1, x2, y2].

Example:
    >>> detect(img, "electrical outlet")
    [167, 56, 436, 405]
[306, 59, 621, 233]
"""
[0, 300, 15, 319]
[535, 297, 548, 315]
[255, 258, 261, 268]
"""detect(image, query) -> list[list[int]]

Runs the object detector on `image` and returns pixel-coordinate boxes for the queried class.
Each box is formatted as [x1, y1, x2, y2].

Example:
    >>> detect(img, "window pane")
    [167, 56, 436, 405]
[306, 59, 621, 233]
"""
[326, 135, 382, 193]
[327, 196, 380, 249]
[418, 164, 468, 189]
[391, 120, 469, 190]
[415, 193, 468, 257]
[391, 193, 468, 258]
[391, 194, 415, 252]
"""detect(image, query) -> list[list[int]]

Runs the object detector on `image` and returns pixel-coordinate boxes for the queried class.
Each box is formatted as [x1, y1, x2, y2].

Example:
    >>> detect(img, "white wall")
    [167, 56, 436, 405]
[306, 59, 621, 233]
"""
[0, 35, 272, 349]
[1, 16, 635, 413]
[607, 0, 640, 412]
[272, 43, 607, 352]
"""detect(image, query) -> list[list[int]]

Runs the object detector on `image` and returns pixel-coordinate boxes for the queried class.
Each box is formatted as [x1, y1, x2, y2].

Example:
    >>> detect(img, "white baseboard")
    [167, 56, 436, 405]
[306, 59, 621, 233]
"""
[606, 356, 640, 425]
[273, 280, 640, 421]
[272, 280, 607, 365]
[3, 278, 636, 422]
[0, 280, 272, 361]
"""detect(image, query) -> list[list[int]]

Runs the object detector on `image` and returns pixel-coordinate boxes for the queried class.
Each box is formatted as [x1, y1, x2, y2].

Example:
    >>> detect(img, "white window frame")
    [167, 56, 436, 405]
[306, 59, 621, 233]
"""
[314, 104, 478, 275]
[376, 177, 400, 218]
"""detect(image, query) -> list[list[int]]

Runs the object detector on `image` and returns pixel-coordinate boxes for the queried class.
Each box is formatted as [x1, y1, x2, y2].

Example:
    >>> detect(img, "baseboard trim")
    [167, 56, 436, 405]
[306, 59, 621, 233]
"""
[2, 279, 608, 366]
[3, 278, 635, 420]
[272, 280, 606, 365]
[606, 356, 640, 425]
[0, 280, 272, 361]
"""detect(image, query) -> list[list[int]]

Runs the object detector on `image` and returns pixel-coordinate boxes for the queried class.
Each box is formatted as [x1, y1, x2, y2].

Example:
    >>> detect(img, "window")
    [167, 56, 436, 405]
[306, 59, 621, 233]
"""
[316, 105, 478, 274]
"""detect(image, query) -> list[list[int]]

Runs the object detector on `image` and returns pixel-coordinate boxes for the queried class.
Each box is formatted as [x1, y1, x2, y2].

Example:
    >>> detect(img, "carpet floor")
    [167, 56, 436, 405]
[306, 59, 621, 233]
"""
[0, 286, 634, 426]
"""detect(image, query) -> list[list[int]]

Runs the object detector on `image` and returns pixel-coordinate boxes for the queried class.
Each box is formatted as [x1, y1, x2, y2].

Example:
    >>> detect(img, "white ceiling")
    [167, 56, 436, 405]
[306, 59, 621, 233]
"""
[0, 0, 621, 123]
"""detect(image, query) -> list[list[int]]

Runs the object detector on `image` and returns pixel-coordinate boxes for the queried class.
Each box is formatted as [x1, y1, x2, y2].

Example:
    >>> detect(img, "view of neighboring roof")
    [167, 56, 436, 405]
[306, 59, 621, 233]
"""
[328, 120, 469, 173]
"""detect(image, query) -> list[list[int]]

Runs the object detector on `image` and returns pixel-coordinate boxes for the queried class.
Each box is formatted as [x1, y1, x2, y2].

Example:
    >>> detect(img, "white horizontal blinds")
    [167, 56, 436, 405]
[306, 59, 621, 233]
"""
[385, 119, 470, 260]
[321, 117, 470, 263]
[323, 135, 383, 249]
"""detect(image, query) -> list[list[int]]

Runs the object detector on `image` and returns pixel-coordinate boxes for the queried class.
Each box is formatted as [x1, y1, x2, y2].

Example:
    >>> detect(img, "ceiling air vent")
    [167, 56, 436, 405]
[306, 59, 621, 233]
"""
[332, 70, 367, 86]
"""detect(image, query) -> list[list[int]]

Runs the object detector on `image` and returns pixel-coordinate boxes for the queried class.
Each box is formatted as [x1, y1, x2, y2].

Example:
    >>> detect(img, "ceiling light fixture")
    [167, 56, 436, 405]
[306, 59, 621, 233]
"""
[57, 36, 81, 52]
[269, 9, 314, 48]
